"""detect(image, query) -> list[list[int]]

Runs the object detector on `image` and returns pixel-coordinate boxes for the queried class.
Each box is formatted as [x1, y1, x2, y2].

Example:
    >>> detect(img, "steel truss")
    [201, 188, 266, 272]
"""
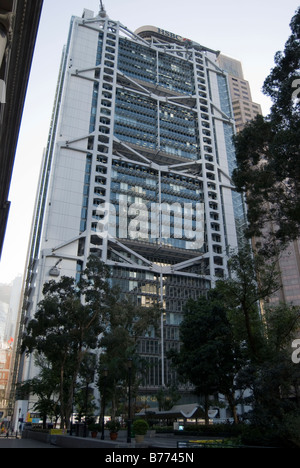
[22, 14, 241, 391]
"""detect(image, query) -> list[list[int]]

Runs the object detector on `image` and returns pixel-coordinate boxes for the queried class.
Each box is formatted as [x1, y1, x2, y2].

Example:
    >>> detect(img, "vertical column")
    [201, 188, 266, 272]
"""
[87, 20, 120, 262]
[0, 13, 12, 68]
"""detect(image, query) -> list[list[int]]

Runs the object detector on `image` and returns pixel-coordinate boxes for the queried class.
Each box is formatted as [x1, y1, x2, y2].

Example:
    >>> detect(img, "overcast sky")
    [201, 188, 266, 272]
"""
[0, 0, 299, 284]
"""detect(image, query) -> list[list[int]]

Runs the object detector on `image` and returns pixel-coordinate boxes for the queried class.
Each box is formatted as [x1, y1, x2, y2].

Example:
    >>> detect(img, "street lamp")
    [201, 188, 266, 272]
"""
[101, 368, 108, 440]
[127, 358, 133, 443]
[83, 379, 89, 438]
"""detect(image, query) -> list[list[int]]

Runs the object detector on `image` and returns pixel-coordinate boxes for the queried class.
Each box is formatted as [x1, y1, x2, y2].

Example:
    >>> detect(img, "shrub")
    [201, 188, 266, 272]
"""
[240, 422, 300, 448]
[88, 423, 101, 433]
[106, 420, 121, 433]
[153, 425, 173, 433]
[133, 419, 149, 435]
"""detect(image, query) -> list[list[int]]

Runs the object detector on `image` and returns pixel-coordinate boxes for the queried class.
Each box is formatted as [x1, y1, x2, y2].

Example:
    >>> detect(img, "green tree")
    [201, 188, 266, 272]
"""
[232, 7, 300, 251]
[217, 249, 300, 436]
[18, 354, 60, 429]
[155, 385, 181, 411]
[169, 246, 282, 424]
[98, 295, 160, 421]
[216, 246, 279, 362]
[169, 290, 243, 424]
[236, 302, 300, 439]
[21, 257, 110, 428]
[74, 354, 97, 424]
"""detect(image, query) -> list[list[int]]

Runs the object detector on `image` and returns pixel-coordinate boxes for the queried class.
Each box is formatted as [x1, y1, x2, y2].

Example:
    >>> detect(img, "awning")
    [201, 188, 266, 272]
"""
[136, 403, 207, 419]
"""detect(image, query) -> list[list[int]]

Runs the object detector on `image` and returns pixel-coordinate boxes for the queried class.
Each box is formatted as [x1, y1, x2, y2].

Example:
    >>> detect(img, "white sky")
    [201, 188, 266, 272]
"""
[0, 0, 299, 284]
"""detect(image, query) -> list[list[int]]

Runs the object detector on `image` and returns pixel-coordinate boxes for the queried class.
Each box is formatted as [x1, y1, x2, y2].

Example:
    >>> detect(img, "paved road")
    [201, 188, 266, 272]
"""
[0, 432, 214, 449]
[0, 437, 59, 448]
[0, 433, 195, 449]
[97, 431, 198, 448]
[0, 435, 186, 449]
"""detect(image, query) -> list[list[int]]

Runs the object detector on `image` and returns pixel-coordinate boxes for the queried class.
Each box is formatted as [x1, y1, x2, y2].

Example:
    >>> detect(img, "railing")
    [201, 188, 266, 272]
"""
[177, 441, 279, 449]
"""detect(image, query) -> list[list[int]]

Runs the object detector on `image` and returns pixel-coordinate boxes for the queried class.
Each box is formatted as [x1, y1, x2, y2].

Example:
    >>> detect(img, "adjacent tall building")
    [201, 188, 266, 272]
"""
[0, 0, 43, 257]
[17, 7, 250, 413]
[217, 54, 262, 133]
[218, 55, 300, 307]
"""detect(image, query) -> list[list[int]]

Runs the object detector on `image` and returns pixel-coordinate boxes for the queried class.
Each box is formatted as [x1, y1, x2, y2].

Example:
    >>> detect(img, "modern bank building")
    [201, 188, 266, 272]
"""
[12, 4, 260, 425]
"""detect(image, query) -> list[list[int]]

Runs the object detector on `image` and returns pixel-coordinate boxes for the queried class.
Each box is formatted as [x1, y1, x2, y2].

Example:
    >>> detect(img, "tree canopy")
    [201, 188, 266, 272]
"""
[21, 256, 161, 428]
[169, 246, 300, 435]
[169, 289, 243, 423]
[98, 294, 160, 420]
[232, 7, 300, 251]
[21, 257, 111, 428]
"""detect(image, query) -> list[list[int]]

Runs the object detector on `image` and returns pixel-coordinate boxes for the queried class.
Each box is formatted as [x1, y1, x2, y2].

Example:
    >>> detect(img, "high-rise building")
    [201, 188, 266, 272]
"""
[17, 7, 249, 411]
[0, 343, 13, 422]
[217, 55, 300, 307]
[217, 54, 262, 133]
[269, 240, 300, 306]
[0, 0, 43, 258]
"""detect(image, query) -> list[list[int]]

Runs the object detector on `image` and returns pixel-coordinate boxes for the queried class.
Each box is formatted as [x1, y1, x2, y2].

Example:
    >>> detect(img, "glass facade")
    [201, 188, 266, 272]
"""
[118, 38, 195, 95]
[84, 23, 244, 390]
[22, 16, 246, 397]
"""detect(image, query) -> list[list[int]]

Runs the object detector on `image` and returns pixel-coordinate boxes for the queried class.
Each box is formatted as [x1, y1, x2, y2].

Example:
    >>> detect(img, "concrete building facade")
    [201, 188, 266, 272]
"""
[0, 0, 43, 257]
[17, 7, 250, 417]
[217, 55, 300, 307]
[217, 54, 262, 133]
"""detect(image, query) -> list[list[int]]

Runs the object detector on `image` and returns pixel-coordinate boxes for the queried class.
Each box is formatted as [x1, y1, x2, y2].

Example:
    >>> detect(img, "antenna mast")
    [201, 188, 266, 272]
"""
[99, 0, 107, 17]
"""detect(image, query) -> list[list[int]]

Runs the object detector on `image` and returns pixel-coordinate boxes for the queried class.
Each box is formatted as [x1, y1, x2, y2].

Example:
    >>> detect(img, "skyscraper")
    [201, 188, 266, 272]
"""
[217, 55, 300, 307]
[18, 7, 248, 408]
[217, 54, 262, 133]
[0, 0, 43, 257]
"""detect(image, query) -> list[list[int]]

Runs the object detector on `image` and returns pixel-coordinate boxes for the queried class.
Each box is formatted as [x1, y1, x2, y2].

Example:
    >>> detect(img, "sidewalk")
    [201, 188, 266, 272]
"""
[83, 429, 200, 448]
[0, 437, 59, 448]
[22, 428, 202, 449]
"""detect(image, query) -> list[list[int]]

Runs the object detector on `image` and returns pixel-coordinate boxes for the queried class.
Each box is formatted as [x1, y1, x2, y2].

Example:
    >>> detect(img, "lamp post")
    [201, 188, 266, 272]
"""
[127, 358, 132, 443]
[83, 379, 89, 438]
[101, 368, 108, 440]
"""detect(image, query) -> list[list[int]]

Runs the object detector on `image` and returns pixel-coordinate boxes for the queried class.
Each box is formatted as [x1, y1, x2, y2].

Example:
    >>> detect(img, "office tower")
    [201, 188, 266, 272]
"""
[268, 240, 300, 305]
[0, 0, 43, 258]
[218, 55, 300, 306]
[217, 55, 262, 133]
[18, 7, 247, 405]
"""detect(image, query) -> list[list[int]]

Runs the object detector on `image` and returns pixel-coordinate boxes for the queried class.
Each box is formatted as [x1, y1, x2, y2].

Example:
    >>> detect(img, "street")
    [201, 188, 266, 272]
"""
[0, 437, 59, 448]
[0, 432, 201, 449]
